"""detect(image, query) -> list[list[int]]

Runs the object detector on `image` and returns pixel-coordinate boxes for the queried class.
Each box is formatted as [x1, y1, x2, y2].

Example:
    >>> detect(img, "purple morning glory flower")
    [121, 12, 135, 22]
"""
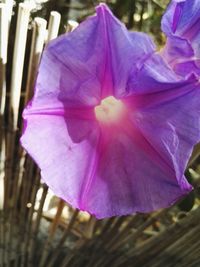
[161, 0, 200, 76]
[21, 4, 200, 218]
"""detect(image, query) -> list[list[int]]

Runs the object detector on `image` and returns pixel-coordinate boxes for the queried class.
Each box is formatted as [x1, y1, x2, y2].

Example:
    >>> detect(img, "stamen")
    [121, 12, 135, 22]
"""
[94, 96, 125, 124]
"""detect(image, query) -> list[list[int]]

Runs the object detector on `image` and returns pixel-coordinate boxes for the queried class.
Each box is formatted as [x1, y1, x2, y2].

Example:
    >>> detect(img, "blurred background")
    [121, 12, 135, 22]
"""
[1, 1, 200, 267]
[27, 0, 170, 43]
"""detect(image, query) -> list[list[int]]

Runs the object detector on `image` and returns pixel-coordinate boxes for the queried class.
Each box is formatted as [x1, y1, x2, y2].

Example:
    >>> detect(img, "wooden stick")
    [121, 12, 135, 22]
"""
[21, 170, 41, 267]
[10, 2, 31, 129]
[0, 140, 5, 267]
[93, 211, 166, 267]
[3, 0, 13, 32]
[14, 17, 46, 264]
[5, 5, 30, 265]
[66, 20, 79, 32]
[0, 5, 7, 266]
[38, 199, 65, 267]
[0, 1, 7, 215]
[28, 184, 48, 267]
[13, 157, 34, 267]
[84, 216, 97, 239]
[111, 210, 166, 252]
[144, 225, 200, 267]
[46, 209, 79, 267]
[46, 11, 61, 43]
[25, 17, 47, 105]
[19, 15, 48, 267]
[106, 215, 140, 251]
[0, 3, 8, 115]
[115, 207, 200, 267]
[61, 240, 86, 267]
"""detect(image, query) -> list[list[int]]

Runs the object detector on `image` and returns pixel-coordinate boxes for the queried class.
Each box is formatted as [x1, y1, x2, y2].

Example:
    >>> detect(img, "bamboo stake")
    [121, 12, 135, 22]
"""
[25, 17, 47, 105]
[117, 227, 200, 267]
[10, 2, 31, 129]
[114, 207, 200, 267]
[94, 211, 166, 267]
[4, 1, 31, 213]
[87, 217, 127, 267]
[100, 217, 116, 235]
[177, 240, 200, 267]
[61, 240, 86, 267]
[46, 209, 79, 267]
[14, 17, 47, 266]
[106, 215, 140, 251]
[27, 184, 48, 267]
[0, 138, 5, 210]
[22, 11, 60, 267]
[144, 224, 200, 267]
[12, 18, 47, 265]
[21, 12, 60, 267]
[0, 212, 3, 267]
[5, 4, 31, 266]
[111, 210, 166, 252]
[66, 20, 79, 32]
[0, 3, 8, 115]
[3, 0, 13, 32]
[10, 153, 26, 267]
[0, 1, 7, 213]
[46, 11, 61, 43]
[61, 216, 97, 267]
[38, 199, 65, 267]
[13, 157, 35, 267]
[21, 171, 41, 267]
[103, 216, 126, 244]
[84, 216, 97, 239]
[0, 4, 8, 266]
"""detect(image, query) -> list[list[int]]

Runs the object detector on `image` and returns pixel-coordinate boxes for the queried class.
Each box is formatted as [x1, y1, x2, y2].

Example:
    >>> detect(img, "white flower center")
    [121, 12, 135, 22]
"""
[94, 96, 125, 124]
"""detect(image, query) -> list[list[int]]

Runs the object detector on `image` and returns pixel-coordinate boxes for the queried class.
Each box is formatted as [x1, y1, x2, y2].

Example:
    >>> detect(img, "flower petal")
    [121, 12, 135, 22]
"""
[161, 0, 200, 60]
[82, 123, 191, 219]
[21, 114, 100, 210]
[126, 53, 198, 97]
[128, 51, 200, 191]
[160, 37, 194, 66]
[31, 4, 155, 110]
[135, 84, 200, 180]
[84, 78, 200, 218]
[173, 60, 200, 77]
